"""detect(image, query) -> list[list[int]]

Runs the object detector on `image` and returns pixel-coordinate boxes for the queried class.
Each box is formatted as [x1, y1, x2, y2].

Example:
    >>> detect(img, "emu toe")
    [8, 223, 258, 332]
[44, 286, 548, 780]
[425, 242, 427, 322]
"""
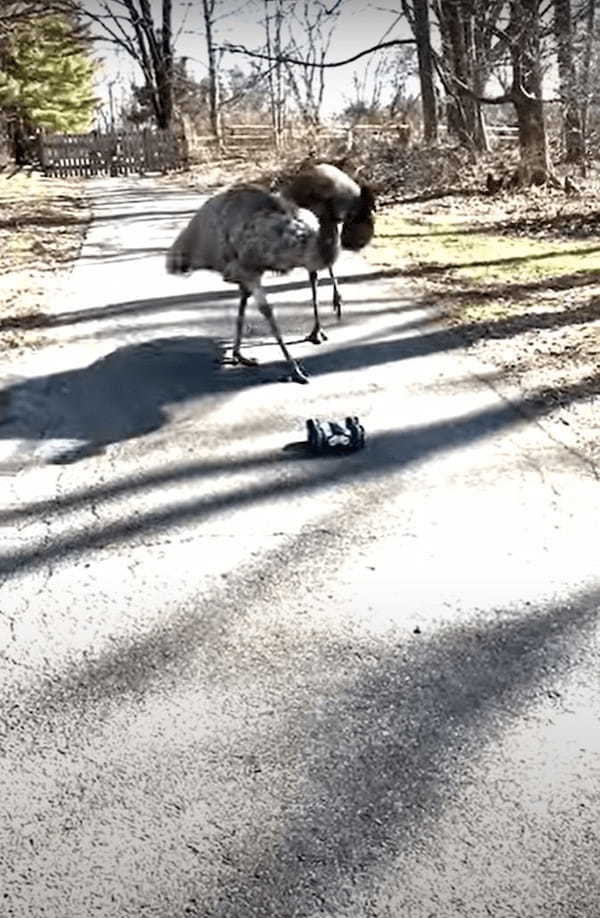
[305, 326, 328, 345]
[288, 362, 310, 384]
[230, 351, 259, 368]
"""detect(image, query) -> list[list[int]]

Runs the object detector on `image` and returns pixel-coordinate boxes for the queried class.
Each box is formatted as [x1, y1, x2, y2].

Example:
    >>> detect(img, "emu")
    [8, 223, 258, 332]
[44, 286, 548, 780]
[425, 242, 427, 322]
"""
[282, 163, 376, 343]
[166, 182, 340, 384]
[166, 165, 376, 384]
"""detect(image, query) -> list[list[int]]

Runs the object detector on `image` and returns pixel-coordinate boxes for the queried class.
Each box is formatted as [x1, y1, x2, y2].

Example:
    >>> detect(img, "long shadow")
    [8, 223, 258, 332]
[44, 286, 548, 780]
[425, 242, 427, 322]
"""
[0, 213, 89, 230]
[0, 269, 404, 333]
[2, 288, 596, 470]
[401, 245, 600, 275]
[89, 206, 200, 224]
[0, 310, 495, 472]
[455, 296, 600, 340]
[0, 289, 239, 332]
[78, 245, 172, 263]
[0, 336, 262, 464]
[3, 252, 595, 339]
[2, 366, 599, 579]
[390, 187, 484, 205]
[501, 208, 600, 239]
[185, 588, 599, 918]
[439, 269, 600, 304]
[299, 300, 600, 379]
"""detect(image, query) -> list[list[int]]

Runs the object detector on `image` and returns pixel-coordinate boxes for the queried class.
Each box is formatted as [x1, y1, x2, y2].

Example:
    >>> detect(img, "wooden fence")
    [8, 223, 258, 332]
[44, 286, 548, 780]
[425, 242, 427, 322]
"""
[38, 128, 188, 178]
[185, 120, 413, 164]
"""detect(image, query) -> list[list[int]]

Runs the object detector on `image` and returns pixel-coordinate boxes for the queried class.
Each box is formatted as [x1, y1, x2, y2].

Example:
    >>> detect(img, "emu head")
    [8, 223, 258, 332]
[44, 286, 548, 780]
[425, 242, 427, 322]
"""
[340, 183, 376, 251]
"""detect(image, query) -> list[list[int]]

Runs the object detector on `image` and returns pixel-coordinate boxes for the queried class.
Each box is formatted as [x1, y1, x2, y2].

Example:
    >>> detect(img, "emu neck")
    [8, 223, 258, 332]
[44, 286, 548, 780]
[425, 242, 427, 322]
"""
[315, 203, 341, 268]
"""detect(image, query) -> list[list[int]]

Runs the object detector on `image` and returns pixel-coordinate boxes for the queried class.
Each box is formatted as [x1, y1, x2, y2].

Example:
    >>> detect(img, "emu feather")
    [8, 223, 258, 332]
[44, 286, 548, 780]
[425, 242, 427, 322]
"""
[166, 183, 341, 384]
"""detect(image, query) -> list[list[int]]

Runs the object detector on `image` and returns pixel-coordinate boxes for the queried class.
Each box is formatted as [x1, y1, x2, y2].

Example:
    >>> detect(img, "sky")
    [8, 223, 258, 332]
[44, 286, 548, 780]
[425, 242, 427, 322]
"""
[86, 0, 413, 124]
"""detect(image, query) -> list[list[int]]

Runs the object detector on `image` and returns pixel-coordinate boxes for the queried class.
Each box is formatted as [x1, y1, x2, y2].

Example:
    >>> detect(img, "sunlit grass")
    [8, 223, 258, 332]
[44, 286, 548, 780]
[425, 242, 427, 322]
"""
[370, 208, 600, 324]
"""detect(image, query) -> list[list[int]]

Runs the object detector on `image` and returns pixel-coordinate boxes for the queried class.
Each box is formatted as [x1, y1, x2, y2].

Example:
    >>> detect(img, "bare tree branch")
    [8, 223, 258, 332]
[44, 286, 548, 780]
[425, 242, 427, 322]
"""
[221, 37, 415, 69]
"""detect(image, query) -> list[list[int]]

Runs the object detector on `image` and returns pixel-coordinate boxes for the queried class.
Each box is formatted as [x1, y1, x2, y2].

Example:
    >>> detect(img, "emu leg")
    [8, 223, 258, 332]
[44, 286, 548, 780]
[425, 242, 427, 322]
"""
[254, 286, 309, 384]
[329, 265, 342, 319]
[305, 270, 328, 344]
[231, 285, 258, 367]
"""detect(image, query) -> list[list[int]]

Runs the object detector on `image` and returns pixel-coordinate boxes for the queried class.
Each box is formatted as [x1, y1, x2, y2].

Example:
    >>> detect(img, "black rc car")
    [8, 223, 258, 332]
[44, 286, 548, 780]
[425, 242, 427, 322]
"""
[306, 416, 366, 454]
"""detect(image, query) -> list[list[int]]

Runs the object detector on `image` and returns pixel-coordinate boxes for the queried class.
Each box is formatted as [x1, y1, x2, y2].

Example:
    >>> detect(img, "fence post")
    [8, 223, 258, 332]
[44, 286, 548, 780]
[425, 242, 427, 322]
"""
[36, 132, 47, 173]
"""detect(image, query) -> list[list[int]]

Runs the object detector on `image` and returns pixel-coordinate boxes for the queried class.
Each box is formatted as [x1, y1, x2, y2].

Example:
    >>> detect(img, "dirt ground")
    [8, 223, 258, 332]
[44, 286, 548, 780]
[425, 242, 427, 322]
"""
[0, 168, 91, 351]
[2, 151, 599, 471]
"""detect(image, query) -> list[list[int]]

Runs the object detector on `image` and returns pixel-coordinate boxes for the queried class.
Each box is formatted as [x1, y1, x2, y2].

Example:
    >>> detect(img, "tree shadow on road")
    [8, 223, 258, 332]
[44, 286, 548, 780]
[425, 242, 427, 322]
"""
[182, 586, 599, 918]
[2, 358, 598, 578]
[6, 546, 600, 914]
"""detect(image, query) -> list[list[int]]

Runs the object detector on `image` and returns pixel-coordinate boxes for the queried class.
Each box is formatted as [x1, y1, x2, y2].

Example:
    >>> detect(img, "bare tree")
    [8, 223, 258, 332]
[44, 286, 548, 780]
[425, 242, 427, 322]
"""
[387, 45, 419, 119]
[263, 0, 285, 140]
[554, 0, 584, 161]
[579, 0, 596, 149]
[401, 0, 438, 142]
[506, 0, 552, 182]
[433, 0, 505, 152]
[74, 0, 175, 129]
[448, 0, 555, 184]
[343, 54, 389, 121]
[200, 0, 221, 138]
[279, 0, 342, 126]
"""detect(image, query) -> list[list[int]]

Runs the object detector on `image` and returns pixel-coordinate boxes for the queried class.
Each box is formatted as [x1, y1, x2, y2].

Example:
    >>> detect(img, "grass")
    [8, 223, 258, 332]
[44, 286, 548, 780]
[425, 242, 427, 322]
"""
[370, 207, 600, 326]
[365, 191, 600, 424]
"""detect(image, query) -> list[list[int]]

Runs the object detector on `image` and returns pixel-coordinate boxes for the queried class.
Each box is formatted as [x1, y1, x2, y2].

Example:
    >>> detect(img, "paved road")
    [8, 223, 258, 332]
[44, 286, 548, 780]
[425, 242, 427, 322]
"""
[1, 177, 599, 917]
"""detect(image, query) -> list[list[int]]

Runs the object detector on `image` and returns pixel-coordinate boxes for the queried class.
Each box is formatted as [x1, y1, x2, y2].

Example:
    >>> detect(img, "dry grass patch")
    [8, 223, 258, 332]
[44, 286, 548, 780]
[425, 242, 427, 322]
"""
[0, 170, 90, 350]
[367, 191, 600, 410]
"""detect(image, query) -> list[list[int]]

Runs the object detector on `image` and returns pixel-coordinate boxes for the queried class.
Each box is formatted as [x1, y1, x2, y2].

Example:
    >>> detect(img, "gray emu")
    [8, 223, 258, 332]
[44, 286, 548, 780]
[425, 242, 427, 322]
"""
[166, 182, 342, 384]
[282, 163, 376, 343]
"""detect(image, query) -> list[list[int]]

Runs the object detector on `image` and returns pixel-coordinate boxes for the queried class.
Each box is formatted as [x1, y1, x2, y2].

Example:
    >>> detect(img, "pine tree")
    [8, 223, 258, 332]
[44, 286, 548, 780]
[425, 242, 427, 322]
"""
[0, 15, 98, 134]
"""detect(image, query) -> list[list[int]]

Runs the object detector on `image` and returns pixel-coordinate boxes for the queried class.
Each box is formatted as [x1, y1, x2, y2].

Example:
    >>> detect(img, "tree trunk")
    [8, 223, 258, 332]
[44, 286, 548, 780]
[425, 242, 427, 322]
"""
[264, 0, 278, 139]
[159, 0, 174, 129]
[513, 91, 551, 182]
[202, 0, 221, 141]
[412, 0, 438, 142]
[438, 0, 488, 152]
[554, 0, 584, 162]
[580, 0, 596, 167]
[274, 2, 284, 137]
[137, 0, 172, 129]
[509, 0, 553, 183]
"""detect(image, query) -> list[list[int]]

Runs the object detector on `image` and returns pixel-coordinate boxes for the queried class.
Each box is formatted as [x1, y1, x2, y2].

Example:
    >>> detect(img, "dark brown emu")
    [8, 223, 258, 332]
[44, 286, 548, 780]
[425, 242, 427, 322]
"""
[282, 162, 376, 343]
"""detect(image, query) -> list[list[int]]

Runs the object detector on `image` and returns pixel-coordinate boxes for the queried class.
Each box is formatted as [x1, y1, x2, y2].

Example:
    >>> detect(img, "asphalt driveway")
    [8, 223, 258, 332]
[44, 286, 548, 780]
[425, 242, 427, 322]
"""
[1, 176, 599, 917]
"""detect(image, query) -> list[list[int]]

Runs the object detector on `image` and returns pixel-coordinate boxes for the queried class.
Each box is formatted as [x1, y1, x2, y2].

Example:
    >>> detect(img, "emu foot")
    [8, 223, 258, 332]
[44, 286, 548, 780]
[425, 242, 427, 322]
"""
[305, 326, 328, 345]
[280, 361, 309, 384]
[230, 350, 259, 368]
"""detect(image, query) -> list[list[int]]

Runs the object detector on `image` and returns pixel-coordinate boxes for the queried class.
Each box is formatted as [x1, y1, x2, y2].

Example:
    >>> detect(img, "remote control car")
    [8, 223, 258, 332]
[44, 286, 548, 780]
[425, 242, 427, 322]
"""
[306, 416, 365, 454]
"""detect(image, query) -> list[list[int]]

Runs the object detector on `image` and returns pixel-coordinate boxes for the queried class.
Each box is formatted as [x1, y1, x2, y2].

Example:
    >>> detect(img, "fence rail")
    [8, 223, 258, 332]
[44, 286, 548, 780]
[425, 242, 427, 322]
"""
[185, 120, 413, 162]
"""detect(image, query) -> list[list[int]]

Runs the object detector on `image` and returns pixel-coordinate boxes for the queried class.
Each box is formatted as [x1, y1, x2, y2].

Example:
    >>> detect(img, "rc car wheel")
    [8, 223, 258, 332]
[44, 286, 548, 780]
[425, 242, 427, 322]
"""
[306, 418, 326, 452]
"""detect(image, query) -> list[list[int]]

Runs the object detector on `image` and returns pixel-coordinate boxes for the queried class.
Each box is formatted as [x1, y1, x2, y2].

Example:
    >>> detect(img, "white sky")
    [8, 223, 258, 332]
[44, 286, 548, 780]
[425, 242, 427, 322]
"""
[88, 0, 413, 121]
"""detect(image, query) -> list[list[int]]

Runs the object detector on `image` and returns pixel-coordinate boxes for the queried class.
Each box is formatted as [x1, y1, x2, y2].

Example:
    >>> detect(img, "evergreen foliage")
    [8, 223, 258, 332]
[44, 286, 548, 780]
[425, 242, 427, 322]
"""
[0, 15, 97, 133]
